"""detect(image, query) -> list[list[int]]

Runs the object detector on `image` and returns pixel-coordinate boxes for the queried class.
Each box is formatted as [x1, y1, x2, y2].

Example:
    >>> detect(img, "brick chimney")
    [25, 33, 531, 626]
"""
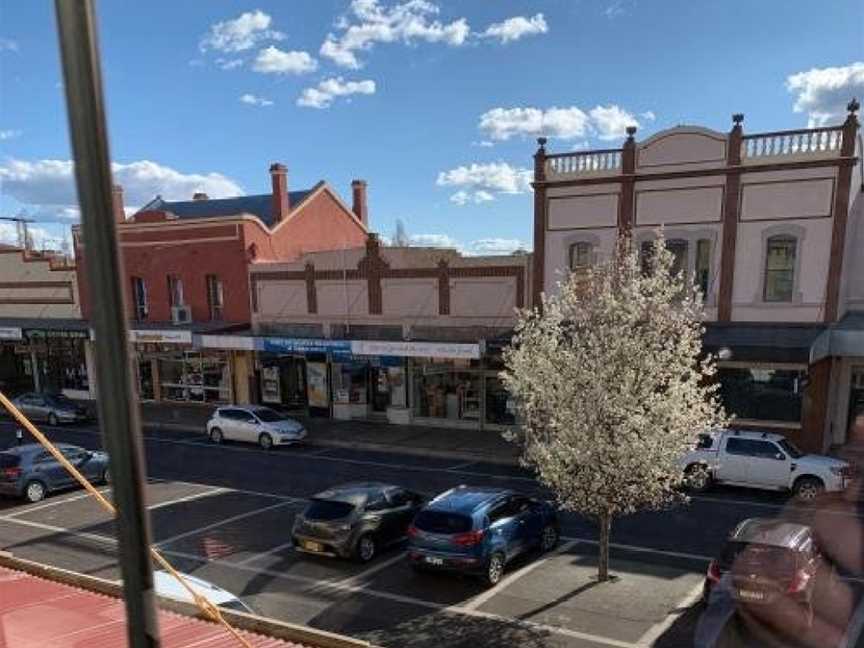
[111, 184, 125, 223]
[270, 163, 289, 225]
[351, 179, 368, 227]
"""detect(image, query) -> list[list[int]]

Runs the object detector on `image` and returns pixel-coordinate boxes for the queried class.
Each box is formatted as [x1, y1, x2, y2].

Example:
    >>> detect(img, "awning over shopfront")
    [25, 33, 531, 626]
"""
[811, 311, 864, 361]
[0, 317, 90, 341]
[703, 322, 826, 364]
[127, 322, 247, 346]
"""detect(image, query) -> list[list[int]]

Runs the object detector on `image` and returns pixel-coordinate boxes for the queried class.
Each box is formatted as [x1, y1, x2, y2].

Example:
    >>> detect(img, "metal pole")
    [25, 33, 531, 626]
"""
[53, 2, 160, 646]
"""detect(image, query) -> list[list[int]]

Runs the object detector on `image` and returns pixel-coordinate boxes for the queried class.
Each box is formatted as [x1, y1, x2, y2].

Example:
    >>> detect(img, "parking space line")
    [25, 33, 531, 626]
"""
[0, 514, 117, 546]
[328, 551, 407, 588]
[235, 540, 295, 566]
[635, 580, 705, 647]
[155, 501, 294, 548]
[4, 486, 111, 519]
[445, 461, 477, 471]
[563, 535, 713, 563]
[147, 486, 228, 511]
[462, 539, 579, 612]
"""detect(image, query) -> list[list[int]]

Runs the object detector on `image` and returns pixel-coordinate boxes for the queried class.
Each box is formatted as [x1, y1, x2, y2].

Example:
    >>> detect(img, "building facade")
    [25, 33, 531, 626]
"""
[74, 163, 369, 405]
[248, 234, 530, 429]
[533, 102, 862, 452]
[0, 245, 93, 399]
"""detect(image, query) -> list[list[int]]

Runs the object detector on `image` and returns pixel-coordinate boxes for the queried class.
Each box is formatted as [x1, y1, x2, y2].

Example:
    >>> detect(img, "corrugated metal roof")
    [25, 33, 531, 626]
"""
[0, 566, 309, 648]
[138, 190, 313, 228]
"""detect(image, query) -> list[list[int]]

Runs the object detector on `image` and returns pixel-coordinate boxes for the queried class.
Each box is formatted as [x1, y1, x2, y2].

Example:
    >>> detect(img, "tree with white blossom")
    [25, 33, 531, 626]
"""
[501, 235, 727, 581]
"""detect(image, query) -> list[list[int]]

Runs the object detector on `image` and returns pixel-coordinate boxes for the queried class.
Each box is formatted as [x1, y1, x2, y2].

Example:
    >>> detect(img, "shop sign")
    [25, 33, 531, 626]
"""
[25, 328, 89, 340]
[307, 362, 330, 408]
[351, 340, 480, 360]
[198, 335, 255, 351]
[0, 327, 23, 341]
[129, 329, 193, 345]
[260, 337, 351, 355]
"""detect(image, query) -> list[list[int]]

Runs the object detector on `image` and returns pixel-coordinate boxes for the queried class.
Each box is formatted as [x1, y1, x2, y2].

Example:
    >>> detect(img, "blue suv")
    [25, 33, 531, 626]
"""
[408, 486, 559, 585]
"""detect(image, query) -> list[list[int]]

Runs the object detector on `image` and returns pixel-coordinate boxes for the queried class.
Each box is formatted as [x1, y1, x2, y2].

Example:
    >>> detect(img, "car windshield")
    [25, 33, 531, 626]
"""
[219, 599, 252, 613]
[720, 541, 797, 574]
[252, 408, 285, 423]
[304, 499, 356, 520]
[778, 438, 804, 459]
[413, 510, 473, 534]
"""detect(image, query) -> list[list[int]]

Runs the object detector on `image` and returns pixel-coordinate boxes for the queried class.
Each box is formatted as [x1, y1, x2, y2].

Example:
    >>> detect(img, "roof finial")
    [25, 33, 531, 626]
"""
[625, 126, 637, 141]
[536, 136, 547, 153]
[732, 113, 744, 125]
[848, 98, 860, 115]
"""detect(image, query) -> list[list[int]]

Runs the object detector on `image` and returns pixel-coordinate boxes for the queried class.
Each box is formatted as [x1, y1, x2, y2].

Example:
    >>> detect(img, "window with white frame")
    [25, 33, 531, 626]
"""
[206, 274, 224, 321]
[568, 242, 594, 280]
[763, 235, 797, 302]
[167, 274, 184, 308]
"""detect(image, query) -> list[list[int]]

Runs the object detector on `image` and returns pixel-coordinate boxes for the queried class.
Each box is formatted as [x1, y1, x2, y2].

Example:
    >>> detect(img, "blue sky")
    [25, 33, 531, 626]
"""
[0, 0, 862, 254]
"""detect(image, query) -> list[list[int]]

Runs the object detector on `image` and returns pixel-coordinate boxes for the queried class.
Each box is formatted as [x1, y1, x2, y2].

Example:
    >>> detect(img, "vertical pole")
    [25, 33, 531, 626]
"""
[717, 113, 744, 322]
[532, 138, 547, 308]
[53, 2, 160, 647]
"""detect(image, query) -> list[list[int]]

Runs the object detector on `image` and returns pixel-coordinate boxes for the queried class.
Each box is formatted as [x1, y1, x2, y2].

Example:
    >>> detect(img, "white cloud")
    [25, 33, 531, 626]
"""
[467, 238, 530, 255]
[200, 10, 285, 53]
[479, 104, 648, 142]
[240, 93, 274, 107]
[253, 46, 317, 75]
[640, 110, 656, 121]
[481, 13, 548, 44]
[217, 58, 244, 70]
[320, 0, 470, 69]
[588, 105, 640, 140]
[471, 140, 495, 147]
[409, 233, 462, 249]
[437, 162, 532, 205]
[786, 62, 864, 126]
[604, 1, 628, 19]
[0, 37, 18, 53]
[297, 77, 376, 109]
[0, 159, 243, 219]
[0, 129, 22, 140]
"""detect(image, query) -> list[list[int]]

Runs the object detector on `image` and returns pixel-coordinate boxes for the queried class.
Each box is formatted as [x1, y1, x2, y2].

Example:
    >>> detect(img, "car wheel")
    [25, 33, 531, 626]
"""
[685, 464, 712, 492]
[258, 432, 274, 450]
[356, 534, 377, 563]
[24, 481, 47, 503]
[794, 477, 824, 502]
[48, 413, 59, 426]
[209, 428, 224, 444]
[540, 525, 559, 553]
[101, 468, 110, 485]
[485, 552, 505, 586]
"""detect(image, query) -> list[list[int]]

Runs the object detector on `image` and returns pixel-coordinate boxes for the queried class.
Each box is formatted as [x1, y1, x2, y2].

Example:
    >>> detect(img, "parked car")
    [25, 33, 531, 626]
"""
[703, 518, 833, 632]
[153, 570, 255, 614]
[205, 406, 306, 449]
[11, 392, 89, 425]
[292, 482, 425, 562]
[407, 486, 559, 586]
[680, 429, 852, 500]
[0, 443, 109, 503]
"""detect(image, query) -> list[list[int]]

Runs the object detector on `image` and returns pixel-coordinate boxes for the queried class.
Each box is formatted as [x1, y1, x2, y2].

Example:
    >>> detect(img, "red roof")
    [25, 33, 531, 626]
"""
[0, 566, 306, 648]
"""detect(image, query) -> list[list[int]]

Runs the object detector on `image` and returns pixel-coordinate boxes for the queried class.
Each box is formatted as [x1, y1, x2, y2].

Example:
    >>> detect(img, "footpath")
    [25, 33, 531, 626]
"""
[138, 401, 522, 467]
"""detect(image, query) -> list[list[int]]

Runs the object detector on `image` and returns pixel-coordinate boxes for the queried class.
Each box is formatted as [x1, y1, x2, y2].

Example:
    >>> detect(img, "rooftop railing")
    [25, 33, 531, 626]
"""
[545, 149, 622, 178]
[741, 126, 845, 161]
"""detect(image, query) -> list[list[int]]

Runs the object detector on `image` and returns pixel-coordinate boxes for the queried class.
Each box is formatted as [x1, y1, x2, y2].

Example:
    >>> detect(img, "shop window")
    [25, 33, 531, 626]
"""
[716, 366, 803, 423]
[763, 235, 797, 302]
[485, 376, 516, 426]
[206, 275, 224, 321]
[167, 274, 184, 307]
[568, 242, 593, 281]
[695, 239, 711, 297]
[155, 351, 231, 403]
[412, 360, 481, 421]
[131, 277, 148, 321]
[333, 362, 368, 405]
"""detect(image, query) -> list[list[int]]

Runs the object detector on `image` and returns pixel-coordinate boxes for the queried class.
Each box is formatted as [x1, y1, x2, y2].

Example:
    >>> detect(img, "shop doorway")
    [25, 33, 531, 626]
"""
[260, 356, 308, 411]
[370, 366, 391, 413]
[848, 368, 864, 443]
[137, 359, 154, 400]
[0, 346, 34, 396]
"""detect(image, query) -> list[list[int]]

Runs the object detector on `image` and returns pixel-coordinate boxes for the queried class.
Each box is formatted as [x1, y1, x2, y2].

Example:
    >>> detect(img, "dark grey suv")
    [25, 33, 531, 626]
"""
[292, 482, 425, 562]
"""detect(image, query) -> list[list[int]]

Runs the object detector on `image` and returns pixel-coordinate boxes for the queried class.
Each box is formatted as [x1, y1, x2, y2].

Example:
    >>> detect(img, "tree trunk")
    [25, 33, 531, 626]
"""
[598, 511, 612, 582]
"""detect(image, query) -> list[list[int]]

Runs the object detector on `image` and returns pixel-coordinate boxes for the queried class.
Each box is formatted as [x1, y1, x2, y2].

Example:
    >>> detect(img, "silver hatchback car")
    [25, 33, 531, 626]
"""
[206, 406, 306, 449]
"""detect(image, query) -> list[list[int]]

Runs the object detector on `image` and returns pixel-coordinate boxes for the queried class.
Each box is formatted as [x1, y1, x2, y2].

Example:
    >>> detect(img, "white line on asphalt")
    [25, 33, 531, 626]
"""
[4, 486, 112, 518]
[155, 501, 294, 548]
[146, 486, 228, 512]
[445, 461, 477, 471]
[328, 551, 407, 589]
[462, 539, 580, 612]
[235, 540, 296, 566]
[0, 514, 116, 546]
[562, 536, 713, 563]
[159, 548, 640, 648]
[635, 580, 705, 647]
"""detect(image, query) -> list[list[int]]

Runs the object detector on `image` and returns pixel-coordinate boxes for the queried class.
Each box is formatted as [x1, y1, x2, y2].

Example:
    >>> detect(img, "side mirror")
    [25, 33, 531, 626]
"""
[775, 452, 786, 461]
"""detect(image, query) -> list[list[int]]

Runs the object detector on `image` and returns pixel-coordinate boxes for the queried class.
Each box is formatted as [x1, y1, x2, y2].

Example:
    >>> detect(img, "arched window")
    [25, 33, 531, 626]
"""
[764, 235, 797, 302]
[569, 242, 594, 279]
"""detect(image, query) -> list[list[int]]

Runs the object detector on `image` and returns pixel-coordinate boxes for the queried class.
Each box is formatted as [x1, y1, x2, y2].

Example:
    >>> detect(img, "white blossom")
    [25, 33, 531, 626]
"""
[501, 234, 727, 580]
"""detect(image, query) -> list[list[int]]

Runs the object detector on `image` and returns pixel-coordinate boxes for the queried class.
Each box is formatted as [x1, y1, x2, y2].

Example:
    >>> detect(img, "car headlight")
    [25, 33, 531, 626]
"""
[830, 466, 849, 476]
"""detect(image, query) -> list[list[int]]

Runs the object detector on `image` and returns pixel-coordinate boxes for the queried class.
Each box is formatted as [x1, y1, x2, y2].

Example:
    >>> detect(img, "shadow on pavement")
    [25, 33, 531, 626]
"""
[652, 601, 704, 647]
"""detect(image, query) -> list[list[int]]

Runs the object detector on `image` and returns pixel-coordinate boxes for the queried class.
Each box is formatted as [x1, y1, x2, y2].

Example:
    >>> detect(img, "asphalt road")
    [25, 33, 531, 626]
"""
[0, 419, 857, 648]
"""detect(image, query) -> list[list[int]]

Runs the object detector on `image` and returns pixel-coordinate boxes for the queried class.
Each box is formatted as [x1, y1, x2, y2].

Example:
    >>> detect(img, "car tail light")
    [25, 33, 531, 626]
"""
[706, 560, 722, 583]
[407, 525, 419, 539]
[452, 530, 485, 547]
[787, 568, 811, 594]
[1, 467, 21, 480]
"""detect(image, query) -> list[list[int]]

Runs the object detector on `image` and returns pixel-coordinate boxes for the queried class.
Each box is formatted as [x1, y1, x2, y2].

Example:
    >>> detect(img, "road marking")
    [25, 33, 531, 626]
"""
[235, 540, 295, 566]
[0, 514, 117, 546]
[563, 536, 713, 563]
[635, 580, 705, 647]
[4, 486, 112, 518]
[462, 539, 580, 612]
[155, 501, 294, 548]
[146, 486, 228, 511]
[445, 461, 477, 471]
[328, 551, 407, 588]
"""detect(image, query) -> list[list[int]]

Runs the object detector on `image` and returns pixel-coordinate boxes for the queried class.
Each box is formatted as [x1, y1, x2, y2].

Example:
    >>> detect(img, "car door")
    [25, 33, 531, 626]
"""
[30, 395, 49, 422]
[32, 450, 70, 489]
[741, 440, 791, 488]
[486, 497, 521, 559]
[236, 410, 262, 443]
[217, 409, 241, 441]
[64, 447, 100, 481]
[716, 437, 753, 483]
[17, 394, 40, 421]
[383, 488, 421, 542]
[513, 496, 546, 551]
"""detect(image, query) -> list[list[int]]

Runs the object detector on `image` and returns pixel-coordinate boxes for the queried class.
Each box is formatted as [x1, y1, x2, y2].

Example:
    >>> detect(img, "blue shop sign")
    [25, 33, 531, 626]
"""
[260, 337, 351, 355]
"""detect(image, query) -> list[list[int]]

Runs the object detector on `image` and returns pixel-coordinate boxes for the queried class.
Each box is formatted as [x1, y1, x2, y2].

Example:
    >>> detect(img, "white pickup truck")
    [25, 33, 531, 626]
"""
[680, 429, 852, 500]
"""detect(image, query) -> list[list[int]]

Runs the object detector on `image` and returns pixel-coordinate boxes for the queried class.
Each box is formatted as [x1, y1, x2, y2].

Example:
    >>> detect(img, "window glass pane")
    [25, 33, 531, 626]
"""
[725, 438, 747, 455]
[666, 239, 688, 278]
[764, 237, 796, 302]
[717, 367, 803, 422]
[569, 242, 592, 271]
[696, 239, 711, 296]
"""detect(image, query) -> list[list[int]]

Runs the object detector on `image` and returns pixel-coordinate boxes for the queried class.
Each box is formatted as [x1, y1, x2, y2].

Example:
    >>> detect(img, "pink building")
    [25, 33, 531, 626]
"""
[532, 101, 863, 453]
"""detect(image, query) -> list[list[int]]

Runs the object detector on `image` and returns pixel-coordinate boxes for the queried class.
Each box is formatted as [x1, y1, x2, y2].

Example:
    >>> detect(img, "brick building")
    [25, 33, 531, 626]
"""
[74, 163, 369, 404]
[532, 101, 863, 452]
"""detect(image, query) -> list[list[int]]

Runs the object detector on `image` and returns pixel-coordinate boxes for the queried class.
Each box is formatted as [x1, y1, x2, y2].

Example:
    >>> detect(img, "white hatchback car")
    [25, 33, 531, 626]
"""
[206, 406, 306, 449]
[153, 570, 254, 614]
